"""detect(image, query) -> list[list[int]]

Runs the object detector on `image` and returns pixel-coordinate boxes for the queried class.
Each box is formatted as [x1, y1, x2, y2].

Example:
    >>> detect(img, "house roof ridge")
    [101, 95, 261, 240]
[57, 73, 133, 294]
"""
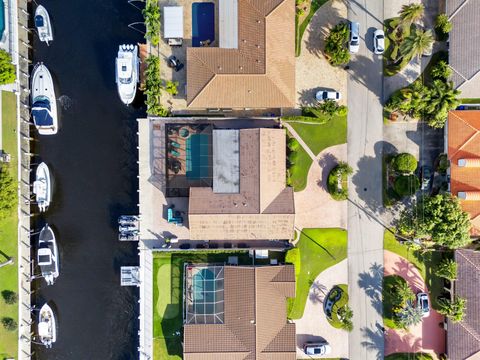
[449, 112, 480, 160]
[458, 249, 480, 272]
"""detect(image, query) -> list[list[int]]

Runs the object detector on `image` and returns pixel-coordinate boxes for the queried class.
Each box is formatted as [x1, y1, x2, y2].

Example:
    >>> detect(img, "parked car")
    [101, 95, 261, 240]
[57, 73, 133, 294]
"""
[417, 292, 430, 318]
[349, 21, 360, 53]
[303, 342, 332, 356]
[315, 90, 341, 102]
[373, 29, 385, 55]
[420, 165, 433, 191]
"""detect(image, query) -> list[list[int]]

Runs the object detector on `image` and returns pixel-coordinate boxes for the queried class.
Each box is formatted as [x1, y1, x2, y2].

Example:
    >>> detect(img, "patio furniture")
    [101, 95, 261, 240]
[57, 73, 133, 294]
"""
[169, 149, 180, 157]
[167, 207, 183, 225]
[227, 256, 238, 265]
[179, 128, 190, 138]
[170, 141, 181, 148]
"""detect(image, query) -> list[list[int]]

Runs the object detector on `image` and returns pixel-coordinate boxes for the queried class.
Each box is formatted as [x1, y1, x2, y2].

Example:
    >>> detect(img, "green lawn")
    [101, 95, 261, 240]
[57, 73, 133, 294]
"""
[0, 91, 18, 360]
[288, 141, 312, 192]
[152, 250, 253, 360]
[385, 353, 433, 360]
[287, 115, 347, 156]
[384, 231, 446, 309]
[287, 228, 348, 319]
[460, 98, 480, 104]
[295, 0, 329, 56]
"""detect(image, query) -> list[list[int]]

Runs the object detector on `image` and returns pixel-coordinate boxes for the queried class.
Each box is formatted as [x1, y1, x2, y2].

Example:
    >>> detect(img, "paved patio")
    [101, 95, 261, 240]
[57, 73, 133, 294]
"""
[383, 250, 446, 357]
[294, 259, 349, 359]
[295, 0, 347, 110]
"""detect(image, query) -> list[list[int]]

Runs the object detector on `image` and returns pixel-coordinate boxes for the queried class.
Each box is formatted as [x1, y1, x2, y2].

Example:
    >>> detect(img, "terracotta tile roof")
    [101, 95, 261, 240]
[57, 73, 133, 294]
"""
[188, 129, 295, 240]
[448, 111, 480, 234]
[186, 0, 295, 108]
[447, 249, 480, 360]
[183, 265, 296, 360]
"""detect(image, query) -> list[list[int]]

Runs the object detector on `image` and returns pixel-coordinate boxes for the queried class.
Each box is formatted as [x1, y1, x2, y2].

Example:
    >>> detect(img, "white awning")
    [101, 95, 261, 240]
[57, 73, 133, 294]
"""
[163, 6, 184, 39]
[219, 0, 238, 48]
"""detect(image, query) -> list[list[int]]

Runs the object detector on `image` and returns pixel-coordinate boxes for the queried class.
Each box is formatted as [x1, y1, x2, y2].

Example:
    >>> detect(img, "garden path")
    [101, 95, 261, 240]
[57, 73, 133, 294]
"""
[286, 121, 347, 230]
[294, 258, 349, 359]
[383, 250, 446, 357]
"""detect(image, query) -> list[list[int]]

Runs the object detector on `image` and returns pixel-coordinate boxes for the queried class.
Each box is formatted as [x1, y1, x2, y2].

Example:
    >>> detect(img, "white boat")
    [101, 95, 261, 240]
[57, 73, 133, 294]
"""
[31, 63, 58, 135]
[34, 5, 53, 45]
[115, 44, 139, 105]
[38, 303, 56, 348]
[37, 224, 59, 285]
[33, 162, 52, 212]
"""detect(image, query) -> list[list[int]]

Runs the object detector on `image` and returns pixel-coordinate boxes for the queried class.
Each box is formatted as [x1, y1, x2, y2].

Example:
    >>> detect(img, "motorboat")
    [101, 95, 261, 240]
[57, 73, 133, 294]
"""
[118, 215, 139, 226]
[119, 223, 138, 232]
[38, 303, 56, 348]
[115, 44, 139, 105]
[31, 63, 58, 135]
[33, 162, 52, 212]
[34, 5, 53, 45]
[37, 224, 59, 285]
[119, 231, 140, 241]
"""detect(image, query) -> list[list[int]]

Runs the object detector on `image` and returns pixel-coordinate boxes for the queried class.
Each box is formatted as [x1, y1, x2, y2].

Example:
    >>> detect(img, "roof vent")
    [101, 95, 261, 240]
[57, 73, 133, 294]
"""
[250, 319, 255, 324]
[257, 20, 261, 24]
[243, 202, 247, 207]
[239, 66, 243, 70]
[256, 45, 261, 49]
[218, 66, 222, 71]
[243, 39, 247, 43]
[458, 158, 480, 167]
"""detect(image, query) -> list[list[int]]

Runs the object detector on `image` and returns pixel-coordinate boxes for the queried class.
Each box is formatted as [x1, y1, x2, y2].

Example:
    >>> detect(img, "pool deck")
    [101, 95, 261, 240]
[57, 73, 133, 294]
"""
[156, 0, 219, 111]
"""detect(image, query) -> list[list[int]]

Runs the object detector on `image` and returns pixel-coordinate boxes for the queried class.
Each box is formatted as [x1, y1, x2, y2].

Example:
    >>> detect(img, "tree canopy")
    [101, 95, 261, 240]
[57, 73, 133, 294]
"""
[398, 194, 471, 249]
[0, 50, 15, 85]
[399, 3, 424, 29]
[438, 297, 466, 323]
[392, 153, 418, 174]
[324, 22, 350, 66]
[400, 28, 434, 60]
[435, 258, 457, 280]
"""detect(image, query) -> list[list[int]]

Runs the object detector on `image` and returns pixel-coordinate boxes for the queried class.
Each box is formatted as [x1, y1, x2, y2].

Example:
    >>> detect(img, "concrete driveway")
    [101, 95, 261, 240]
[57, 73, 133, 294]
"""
[384, 250, 446, 357]
[294, 259, 349, 359]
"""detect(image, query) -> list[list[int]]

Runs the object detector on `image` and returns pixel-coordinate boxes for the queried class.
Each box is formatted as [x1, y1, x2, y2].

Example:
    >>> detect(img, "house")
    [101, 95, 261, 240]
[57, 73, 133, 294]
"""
[447, 0, 480, 97]
[186, 0, 295, 109]
[183, 264, 296, 359]
[447, 110, 480, 235]
[188, 128, 295, 240]
[447, 249, 480, 360]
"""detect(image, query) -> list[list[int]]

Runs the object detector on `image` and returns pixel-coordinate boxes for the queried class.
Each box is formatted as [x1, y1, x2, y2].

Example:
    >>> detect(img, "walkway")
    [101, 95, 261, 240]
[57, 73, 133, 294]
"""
[294, 259, 349, 359]
[347, 0, 385, 359]
[383, 250, 446, 357]
[283, 122, 347, 230]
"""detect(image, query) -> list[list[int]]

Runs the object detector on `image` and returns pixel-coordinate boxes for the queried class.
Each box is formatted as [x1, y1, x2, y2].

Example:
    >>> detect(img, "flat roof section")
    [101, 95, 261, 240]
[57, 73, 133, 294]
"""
[163, 6, 184, 39]
[213, 129, 240, 193]
[219, 0, 238, 49]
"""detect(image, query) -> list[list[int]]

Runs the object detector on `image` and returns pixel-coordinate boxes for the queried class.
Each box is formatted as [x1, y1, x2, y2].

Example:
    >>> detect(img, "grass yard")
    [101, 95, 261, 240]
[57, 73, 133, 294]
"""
[286, 228, 348, 319]
[295, 0, 329, 56]
[384, 231, 446, 309]
[287, 115, 347, 156]
[385, 353, 433, 360]
[460, 98, 480, 104]
[0, 91, 18, 360]
[288, 141, 312, 192]
[152, 250, 253, 360]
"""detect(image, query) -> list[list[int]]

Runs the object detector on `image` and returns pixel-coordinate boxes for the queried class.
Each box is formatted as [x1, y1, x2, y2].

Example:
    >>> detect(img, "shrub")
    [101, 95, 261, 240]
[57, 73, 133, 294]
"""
[430, 60, 451, 80]
[438, 297, 466, 322]
[288, 151, 298, 165]
[392, 153, 418, 174]
[327, 162, 353, 201]
[435, 14, 452, 35]
[144, 55, 169, 116]
[336, 105, 348, 116]
[285, 247, 300, 277]
[1, 317, 17, 331]
[165, 81, 179, 96]
[0, 165, 16, 216]
[437, 154, 449, 174]
[394, 175, 420, 196]
[143, 0, 160, 46]
[324, 22, 350, 66]
[0, 49, 15, 85]
[288, 138, 300, 151]
[435, 258, 457, 280]
[1, 290, 17, 305]
[317, 99, 339, 117]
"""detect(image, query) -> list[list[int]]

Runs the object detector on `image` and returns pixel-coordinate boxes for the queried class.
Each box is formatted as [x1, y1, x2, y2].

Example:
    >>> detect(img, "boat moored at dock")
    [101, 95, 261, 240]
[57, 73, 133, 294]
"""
[37, 224, 59, 285]
[35, 5, 54, 45]
[115, 44, 139, 105]
[33, 162, 52, 212]
[38, 303, 57, 348]
[31, 63, 58, 135]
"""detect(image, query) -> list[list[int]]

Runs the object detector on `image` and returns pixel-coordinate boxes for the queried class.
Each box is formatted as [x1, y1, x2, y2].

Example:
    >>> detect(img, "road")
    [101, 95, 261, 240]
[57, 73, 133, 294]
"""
[347, 0, 385, 359]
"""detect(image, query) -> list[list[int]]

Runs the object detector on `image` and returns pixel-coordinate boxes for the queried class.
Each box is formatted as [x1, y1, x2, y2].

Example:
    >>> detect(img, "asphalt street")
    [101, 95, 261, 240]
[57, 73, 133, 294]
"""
[347, 0, 385, 359]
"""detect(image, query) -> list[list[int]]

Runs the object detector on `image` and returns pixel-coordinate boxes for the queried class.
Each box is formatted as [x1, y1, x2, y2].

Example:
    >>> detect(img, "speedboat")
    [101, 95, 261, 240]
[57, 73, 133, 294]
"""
[34, 5, 53, 45]
[33, 162, 52, 212]
[31, 63, 58, 135]
[37, 224, 59, 285]
[119, 223, 138, 232]
[38, 303, 56, 348]
[115, 44, 139, 105]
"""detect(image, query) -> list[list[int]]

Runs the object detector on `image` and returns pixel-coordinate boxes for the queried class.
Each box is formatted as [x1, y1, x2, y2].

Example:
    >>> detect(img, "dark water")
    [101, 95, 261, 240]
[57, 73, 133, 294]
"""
[31, 1, 145, 359]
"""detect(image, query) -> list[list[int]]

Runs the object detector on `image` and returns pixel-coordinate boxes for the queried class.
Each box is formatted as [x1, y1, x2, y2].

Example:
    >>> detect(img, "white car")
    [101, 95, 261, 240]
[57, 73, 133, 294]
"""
[315, 90, 341, 102]
[303, 342, 332, 356]
[417, 292, 430, 318]
[349, 21, 360, 53]
[373, 29, 385, 55]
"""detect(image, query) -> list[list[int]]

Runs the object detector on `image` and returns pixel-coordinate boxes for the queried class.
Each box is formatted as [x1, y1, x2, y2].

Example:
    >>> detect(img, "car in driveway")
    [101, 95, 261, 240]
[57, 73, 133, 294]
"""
[373, 29, 385, 55]
[315, 90, 341, 102]
[417, 292, 430, 318]
[303, 342, 332, 356]
[349, 21, 360, 53]
[420, 165, 433, 191]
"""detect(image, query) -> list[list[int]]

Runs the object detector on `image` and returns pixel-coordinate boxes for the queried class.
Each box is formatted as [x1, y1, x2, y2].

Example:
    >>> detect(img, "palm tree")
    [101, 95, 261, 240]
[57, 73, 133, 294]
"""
[438, 297, 467, 322]
[400, 28, 434, 60]
[435, 258, 457, 280]
[396, 281, 415, 306]
[425, 80, 461, 128]
[399, 3, 425, 29]
[396, 304, 423, 328]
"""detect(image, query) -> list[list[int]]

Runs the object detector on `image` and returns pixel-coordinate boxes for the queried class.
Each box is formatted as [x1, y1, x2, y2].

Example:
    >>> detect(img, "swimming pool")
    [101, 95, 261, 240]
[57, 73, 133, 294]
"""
[191, 2, 215, 47]
[186, 134, 210, 180]
[0, 0, 5, 41]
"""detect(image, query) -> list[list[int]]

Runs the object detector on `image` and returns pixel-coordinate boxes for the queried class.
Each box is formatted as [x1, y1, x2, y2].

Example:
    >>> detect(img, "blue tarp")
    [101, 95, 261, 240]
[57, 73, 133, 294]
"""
[32, 100, 53, 126]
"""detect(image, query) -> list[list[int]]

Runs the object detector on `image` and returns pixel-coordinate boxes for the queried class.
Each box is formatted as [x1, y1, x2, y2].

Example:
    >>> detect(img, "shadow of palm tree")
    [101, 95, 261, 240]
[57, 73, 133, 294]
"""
[308, 280, 328, 303]
[361, 326, 385, 360]
[358, 263, 384, 315]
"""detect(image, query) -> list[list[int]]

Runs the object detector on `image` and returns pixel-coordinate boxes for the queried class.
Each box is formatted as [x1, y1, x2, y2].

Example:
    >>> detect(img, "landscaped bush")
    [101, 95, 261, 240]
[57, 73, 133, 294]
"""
[288, 138, 300, 151]
[430, 60, 451, 80]
[391, 153, 417, 174]
[324, 22, 350, 66]
[383, 275, 422, 329]
[436, 153, 449, 174]
[165, 81, 179, 96]
[1, 317, 16, 331]
[1, 290, 17, 305]
[143, 0, 160, 46]
[0, 50, 15, 85]
[326, 285, 353, 331]
[285, 247, 300, 277]
[438, 297, 466, 322]
[327, 162, 353, 201]
[435, 14, 452, 40]
[144, 55, 169, 116]
[394, 175, 420, 196]
[288, 151, 298, 165]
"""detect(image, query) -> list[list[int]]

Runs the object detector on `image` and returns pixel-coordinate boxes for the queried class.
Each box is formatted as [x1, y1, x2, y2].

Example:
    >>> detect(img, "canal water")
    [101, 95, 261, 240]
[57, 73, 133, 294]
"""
[31, 0, 145, 359]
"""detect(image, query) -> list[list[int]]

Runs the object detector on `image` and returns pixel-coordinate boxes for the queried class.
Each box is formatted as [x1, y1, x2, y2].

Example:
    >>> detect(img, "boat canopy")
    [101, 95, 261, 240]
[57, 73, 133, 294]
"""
[38, 322, 50, 337]
[32, 98, 53, 126]
[38, 248, 52, 265]
[35, 15, 44, 27]
[117, 57, 132, 83]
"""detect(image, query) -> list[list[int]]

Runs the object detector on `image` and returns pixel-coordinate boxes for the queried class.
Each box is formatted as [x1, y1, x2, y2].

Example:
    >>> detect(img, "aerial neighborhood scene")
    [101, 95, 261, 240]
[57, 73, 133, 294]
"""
[1, 0, 480, 359]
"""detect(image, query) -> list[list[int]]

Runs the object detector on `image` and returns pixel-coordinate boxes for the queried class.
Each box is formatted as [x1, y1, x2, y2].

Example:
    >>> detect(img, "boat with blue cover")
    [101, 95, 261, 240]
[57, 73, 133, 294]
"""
[31, 63, 58, 135]
[35, 5, 53, 45]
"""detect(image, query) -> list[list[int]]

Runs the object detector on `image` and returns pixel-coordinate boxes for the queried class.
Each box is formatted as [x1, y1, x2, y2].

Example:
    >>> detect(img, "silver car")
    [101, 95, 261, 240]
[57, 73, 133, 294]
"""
[417, 292, 430, 318]
[303, 342, 332, 356]
[315, 90, 341, 102]
[373, 29, 385, 55]
[349, 21, 360, 53]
